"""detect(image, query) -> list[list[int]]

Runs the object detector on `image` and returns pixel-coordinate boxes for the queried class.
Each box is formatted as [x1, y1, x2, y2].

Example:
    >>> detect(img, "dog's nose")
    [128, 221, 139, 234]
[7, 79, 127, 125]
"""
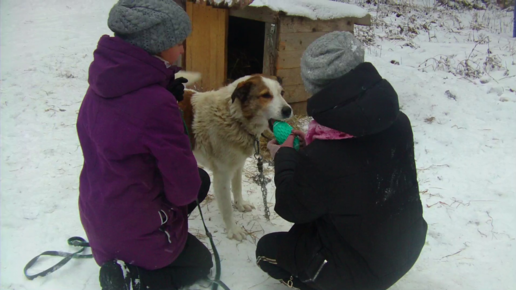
[281, 106, 292, 118]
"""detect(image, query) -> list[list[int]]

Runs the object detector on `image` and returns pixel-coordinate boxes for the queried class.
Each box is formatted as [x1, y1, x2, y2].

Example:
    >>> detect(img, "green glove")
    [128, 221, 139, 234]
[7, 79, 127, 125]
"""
[273, 121, 300, 151]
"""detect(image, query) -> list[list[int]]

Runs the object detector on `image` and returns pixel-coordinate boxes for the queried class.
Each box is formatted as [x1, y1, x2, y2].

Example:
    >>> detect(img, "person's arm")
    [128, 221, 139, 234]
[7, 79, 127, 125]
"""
[142, 100, 200, 206]
[273, 148, 328, 224]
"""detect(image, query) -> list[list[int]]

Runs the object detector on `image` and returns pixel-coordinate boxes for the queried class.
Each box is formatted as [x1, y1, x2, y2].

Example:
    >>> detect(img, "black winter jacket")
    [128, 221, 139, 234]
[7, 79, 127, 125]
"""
[274, 63, 427, 290]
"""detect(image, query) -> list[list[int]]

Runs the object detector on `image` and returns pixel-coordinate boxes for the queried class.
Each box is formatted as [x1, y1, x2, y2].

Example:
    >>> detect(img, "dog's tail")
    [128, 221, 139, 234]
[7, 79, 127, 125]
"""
[176, 71, 202, 87]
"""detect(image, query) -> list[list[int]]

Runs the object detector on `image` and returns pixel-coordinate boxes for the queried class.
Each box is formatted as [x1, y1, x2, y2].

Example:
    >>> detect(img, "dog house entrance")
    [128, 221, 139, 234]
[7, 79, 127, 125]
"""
[227, 16, 265, 83]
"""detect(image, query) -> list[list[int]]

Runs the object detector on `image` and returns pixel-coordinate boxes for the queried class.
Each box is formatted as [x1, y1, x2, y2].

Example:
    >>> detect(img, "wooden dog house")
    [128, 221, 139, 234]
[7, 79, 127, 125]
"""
[182, 0, 371, 115]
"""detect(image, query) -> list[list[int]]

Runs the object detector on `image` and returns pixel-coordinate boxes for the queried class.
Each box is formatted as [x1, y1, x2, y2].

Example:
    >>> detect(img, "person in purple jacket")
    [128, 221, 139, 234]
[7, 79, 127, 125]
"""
[76, 1, 212, 289]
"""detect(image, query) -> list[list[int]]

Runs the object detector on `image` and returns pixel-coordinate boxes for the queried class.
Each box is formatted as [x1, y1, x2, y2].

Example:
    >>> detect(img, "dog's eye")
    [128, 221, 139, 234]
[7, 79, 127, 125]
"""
[281, 91, 285, 96]
[261, 93, 272, 99]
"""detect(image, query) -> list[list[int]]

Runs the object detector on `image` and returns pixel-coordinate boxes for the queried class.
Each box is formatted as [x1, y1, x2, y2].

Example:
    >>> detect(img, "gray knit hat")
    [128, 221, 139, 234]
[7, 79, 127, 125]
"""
[301, 31, 365, 95]
[108, 0, 192, 55]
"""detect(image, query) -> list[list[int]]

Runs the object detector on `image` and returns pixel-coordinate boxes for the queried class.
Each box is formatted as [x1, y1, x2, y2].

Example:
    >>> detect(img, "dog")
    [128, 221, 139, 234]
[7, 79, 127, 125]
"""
[177, 73, 293, 240]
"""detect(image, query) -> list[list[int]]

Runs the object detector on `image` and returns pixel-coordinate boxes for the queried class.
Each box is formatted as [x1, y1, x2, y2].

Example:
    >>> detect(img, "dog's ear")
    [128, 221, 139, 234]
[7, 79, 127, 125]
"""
[231, 81, 253, 104]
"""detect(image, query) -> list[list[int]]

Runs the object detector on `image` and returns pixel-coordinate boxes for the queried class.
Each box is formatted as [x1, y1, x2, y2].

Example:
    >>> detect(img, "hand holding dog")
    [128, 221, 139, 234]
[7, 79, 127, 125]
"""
[167, 77, 188, 102]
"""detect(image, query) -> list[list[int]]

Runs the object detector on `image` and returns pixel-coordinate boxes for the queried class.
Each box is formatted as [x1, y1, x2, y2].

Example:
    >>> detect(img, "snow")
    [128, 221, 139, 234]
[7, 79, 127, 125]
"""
[1, 1, 515, 290]
[250, 0, 369, 20]
[189, 0, 254, 9]
[190, 0, 369, 20]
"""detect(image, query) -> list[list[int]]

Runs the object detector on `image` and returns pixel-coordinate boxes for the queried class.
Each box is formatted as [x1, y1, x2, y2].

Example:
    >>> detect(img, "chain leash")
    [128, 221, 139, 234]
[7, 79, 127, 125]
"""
[254, 138, 270, 221]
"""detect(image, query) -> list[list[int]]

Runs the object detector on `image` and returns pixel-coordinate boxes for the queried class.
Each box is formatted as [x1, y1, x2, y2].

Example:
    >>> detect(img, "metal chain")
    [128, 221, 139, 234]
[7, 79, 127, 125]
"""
[254, 138, 270, 220]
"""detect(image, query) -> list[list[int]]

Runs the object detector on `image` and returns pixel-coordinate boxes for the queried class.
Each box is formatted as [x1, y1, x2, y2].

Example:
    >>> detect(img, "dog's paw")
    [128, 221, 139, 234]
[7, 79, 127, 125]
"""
[234, 200, 255, 212]
[226, 225, 246, 241]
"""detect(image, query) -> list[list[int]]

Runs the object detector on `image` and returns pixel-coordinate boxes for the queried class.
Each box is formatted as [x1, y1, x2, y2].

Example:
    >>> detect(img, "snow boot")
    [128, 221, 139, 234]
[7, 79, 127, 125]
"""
[99, 260, 140, 290]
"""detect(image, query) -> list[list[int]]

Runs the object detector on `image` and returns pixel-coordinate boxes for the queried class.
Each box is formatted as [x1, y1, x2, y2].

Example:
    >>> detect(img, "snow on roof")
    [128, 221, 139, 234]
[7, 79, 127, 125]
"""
[187, 0, 254, 9]
[250, 0, 368, 20]
[188, 0, 369, 20]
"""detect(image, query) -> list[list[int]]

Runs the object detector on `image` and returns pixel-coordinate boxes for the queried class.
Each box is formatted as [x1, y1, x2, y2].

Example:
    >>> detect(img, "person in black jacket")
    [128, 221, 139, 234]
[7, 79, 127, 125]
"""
[256, 31, 428, 290]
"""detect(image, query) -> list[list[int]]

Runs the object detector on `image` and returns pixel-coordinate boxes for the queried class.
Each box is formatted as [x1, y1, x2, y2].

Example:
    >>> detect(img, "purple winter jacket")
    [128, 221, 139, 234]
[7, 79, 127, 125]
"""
[77, 35, 201, 270]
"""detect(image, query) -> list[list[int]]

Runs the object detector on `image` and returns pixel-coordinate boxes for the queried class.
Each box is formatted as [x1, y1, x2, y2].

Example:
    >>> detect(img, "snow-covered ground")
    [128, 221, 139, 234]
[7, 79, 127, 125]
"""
[1, 0, 515, 289]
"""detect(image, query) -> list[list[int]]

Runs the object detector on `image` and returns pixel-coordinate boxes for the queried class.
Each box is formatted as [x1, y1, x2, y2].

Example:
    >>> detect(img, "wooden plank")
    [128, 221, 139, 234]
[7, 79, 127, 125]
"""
[279, 16, 354, 34]
[263, 22, 279, 76]
[283, 84, 311, 103]
[210, 4, 228, 88]
[278, 27, 364, 69]
[290, 101, 308, 116]
[229, 6, 277, 23]
[276, 68, 302, 86]
[278, 31, 328, 52]
[186, 3, 228, 91]
[276, 50, 303, 70]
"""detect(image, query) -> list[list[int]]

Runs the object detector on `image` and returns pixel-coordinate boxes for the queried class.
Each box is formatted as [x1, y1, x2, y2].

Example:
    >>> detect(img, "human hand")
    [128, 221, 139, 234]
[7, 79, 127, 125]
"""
[281, 134, 296, 148]
[267, 139, 280, 160]
[167, 77, 188, 102]
[267, 135, 296, 159]
[291, 130, 306, 148]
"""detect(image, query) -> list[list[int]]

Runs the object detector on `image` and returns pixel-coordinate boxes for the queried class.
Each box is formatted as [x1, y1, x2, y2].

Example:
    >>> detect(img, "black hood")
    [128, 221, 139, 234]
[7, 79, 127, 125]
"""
[307, 62, 399, 137]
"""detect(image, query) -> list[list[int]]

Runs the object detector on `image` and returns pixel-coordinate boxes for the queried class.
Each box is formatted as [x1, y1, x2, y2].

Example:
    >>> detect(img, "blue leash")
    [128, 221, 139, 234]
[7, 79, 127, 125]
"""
[196, 199, 231, 290]
[183, 109, 230, 290]
[23, 212, 230, 290]
[23, 237, 93, 280]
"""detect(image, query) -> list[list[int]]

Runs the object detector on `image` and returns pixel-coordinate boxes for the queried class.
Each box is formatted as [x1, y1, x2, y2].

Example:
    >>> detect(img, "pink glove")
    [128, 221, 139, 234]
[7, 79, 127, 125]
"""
[267, 135, 296, 159]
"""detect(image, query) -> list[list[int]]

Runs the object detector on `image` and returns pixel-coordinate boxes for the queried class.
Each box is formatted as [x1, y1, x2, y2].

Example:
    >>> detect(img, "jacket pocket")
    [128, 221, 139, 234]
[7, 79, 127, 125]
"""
[158, 209, 169, 226]
[298, 251, 328, 284]
[158, 210, 172, 243]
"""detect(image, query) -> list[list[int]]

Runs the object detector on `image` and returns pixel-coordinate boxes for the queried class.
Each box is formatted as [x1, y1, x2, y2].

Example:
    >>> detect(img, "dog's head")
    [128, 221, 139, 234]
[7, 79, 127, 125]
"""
[230, 75, 292, 128]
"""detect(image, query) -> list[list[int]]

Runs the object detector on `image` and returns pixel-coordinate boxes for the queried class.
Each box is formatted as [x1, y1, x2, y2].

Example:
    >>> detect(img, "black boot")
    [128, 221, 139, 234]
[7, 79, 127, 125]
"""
[99, 260, 140, 290]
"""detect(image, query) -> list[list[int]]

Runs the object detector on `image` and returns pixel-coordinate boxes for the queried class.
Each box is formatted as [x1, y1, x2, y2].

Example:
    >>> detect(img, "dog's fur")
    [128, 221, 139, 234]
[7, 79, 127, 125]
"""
[177, 73, 292, 240]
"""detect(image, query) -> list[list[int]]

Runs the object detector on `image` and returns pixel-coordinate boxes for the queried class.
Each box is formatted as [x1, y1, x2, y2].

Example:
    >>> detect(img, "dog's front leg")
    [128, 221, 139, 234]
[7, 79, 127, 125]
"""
[232, 167, 255, 212]
[213, 170, 246, 241]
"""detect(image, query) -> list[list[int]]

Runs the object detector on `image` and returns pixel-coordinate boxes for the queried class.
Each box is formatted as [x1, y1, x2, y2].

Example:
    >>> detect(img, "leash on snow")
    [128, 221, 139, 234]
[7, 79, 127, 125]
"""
[23, 237, 93, 280]
[22, 213, 230, 290]
[196, 199, 231, 290]
[22, 207, 230, 290]
[193, 139, 268, 290]
[181, 111, 230, 290]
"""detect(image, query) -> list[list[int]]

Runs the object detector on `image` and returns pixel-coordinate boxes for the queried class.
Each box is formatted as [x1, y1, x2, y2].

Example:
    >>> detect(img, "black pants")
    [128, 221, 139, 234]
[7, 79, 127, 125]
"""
[256, 232, 314, 290]
[129, 168, 213, 290]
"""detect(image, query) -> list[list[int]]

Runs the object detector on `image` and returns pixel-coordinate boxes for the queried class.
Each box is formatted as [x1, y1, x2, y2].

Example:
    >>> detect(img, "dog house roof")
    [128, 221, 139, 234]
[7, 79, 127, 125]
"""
[187, 0, 368, 20]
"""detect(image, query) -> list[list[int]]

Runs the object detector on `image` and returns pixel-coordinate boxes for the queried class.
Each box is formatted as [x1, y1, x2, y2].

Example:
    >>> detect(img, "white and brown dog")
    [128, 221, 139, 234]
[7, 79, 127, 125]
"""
[177, 73, 292, 240]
